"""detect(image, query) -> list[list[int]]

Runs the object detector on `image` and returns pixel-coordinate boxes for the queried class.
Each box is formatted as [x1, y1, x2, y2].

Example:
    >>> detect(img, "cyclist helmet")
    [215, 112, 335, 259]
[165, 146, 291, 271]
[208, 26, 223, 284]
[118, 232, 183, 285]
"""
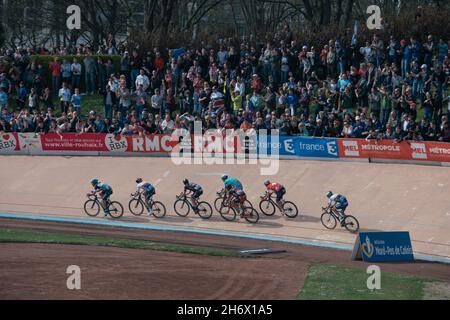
[264, 179, 271, 186]
[183, 179, 189, 185]
[326, 191, 333, 198]
[90, 179, 99, 186]
[136, 178, 143, 184]
[221, 174, 228, 181]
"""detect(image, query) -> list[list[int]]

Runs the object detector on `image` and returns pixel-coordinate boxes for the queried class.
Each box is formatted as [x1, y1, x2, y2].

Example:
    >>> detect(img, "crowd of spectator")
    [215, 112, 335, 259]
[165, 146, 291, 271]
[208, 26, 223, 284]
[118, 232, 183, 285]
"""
[1, 28, 450, 142]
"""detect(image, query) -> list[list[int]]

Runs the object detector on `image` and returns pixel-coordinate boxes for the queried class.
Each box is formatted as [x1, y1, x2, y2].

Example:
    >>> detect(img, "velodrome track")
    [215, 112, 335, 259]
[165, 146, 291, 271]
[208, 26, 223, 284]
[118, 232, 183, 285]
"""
[0, 155, 449, 262]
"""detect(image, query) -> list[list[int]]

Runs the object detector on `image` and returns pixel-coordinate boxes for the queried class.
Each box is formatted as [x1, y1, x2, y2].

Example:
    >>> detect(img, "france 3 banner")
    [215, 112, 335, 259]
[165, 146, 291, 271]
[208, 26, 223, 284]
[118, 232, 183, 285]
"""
[338, 138, 450, 163]
[257, 135, 339, 159]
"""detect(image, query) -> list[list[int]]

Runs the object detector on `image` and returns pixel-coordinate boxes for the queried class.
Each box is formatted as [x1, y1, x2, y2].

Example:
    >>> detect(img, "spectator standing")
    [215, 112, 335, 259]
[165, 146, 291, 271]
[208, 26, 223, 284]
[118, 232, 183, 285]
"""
[71, 58, 82, 93]
[49, 57, 61, 98]
[83, 54, 97, 95]
[61, 59, 72, 89]
[151, 88, 163, 116]
[135, 69, 150, 92]
[71, 88, 82, 115]
[58, 82, 71, 114]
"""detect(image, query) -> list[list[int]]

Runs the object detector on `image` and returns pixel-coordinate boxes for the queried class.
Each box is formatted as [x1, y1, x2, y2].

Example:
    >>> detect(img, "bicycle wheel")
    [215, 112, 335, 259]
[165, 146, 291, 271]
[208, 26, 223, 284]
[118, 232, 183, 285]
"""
[244, 200, 254, 209]
[344, 215, 360, 233]
[259, 200, 276, 216]
[283, 201, 299, 218]
[321, 212, 337, 229]
[84, 200, 100, 217]
[174, 199, 190, 217]
[128, 199, 144, 216]
[243, 207, 259, 224]
[219, 206, 237, 222]
[214, 197, 225, 213]
[197, 201, 213, 220]
[108, 201, 124, 219]
[152, 201, 167, 219]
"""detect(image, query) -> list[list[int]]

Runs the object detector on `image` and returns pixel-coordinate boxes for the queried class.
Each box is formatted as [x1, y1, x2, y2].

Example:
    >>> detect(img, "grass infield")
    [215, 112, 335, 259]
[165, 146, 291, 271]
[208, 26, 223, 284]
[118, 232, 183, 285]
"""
[0, 227, 249, 258]
[297, 264, 443, 300]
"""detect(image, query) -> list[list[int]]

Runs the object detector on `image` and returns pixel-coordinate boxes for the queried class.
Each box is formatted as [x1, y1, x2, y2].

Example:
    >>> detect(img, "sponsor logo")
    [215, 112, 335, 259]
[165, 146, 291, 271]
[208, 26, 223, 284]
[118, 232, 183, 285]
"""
[361, 236, 375, 258]
[343, 140, 359, 156]
[410, 143, 427, 160]
[0, 133, 17, 152]
[326, 141, 338, 156]
[429, 147, 450, 155]
[105, 134, 128, 152]
[18, 133, 41, 150]
[131, 135, 174, 153]
[284, 139, 295, 154]
[361, 144, 400, 152]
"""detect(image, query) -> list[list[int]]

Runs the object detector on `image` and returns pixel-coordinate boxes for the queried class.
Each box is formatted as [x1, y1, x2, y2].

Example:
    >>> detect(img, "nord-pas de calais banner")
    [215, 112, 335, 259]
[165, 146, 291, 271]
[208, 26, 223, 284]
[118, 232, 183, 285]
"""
[339, 139, 450, 163]
[352, 231, 414, 263]
[0, 132, 21, 154]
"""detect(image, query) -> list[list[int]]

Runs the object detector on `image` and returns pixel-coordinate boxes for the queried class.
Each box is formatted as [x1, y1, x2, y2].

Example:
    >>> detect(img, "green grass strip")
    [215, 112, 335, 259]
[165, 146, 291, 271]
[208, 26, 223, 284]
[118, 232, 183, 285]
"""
[0, 228, 248, 258]
[298, 264, 433, 300]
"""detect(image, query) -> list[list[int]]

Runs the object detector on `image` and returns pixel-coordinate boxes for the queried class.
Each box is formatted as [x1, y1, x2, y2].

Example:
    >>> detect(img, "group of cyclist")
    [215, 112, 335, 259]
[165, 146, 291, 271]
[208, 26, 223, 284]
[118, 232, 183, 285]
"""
[88, 176, 349, 224]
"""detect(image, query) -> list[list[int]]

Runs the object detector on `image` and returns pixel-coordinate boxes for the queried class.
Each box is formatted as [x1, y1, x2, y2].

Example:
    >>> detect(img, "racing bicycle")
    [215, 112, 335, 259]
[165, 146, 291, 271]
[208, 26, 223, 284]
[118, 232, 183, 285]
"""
[174, 192, 213, 219]
[219, 195, 259, 224]
[259, 192, 298, 218]
[214, 188, 253, 213]
[320, 204, 360, 233]
[84, 193, 124, 219]
[128, 192, 166, 218]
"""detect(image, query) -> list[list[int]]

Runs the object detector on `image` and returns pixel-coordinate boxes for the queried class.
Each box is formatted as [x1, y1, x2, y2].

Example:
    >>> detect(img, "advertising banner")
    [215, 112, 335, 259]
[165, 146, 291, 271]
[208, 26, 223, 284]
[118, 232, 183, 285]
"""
[1, 132, 450, 166]
[352, 231, 414, 263]
[280, 136, 339, 158]
[0, 133, 20, 154]
[257, 136, 339, 158]
[40, 133, 109, 152]
[339, 138, 450, 163]
[338, 139, 407, 160]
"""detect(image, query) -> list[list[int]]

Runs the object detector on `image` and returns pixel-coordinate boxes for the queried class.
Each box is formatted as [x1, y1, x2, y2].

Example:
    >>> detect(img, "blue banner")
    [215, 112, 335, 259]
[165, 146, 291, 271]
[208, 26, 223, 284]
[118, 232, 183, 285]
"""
[279, 136, 339, 158]
[256, 136, 339, 158]
[356, 232, 414, 263]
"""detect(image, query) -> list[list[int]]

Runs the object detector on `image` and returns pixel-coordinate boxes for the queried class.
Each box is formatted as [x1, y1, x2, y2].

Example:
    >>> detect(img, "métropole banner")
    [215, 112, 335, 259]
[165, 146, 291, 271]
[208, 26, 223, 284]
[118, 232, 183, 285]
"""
[338, 138, 450, 163]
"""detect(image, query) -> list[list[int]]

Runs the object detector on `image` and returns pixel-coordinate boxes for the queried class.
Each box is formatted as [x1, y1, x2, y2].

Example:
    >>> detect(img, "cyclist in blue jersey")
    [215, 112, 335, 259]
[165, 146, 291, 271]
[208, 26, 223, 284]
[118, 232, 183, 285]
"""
[326, 191, 349, 226]
[135, 178, 156, 215]
[89, 179, 113, 216]
[221, 174, 243, 191]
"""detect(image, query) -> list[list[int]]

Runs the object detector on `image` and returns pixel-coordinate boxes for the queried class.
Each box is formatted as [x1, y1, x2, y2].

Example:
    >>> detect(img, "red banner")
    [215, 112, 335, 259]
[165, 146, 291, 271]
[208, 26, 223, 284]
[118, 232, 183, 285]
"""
[338, 139, 450, 163]
[40, 133, 109, 152]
